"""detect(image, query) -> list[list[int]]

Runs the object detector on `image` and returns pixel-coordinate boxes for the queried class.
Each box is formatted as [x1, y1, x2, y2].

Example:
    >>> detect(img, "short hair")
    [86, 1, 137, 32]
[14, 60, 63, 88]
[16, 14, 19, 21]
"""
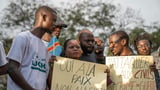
[134, 33, 152, 50]
[77, 29, 93, 40]
[94, 37, 103, 42]
[110, 30, 129, 45]
[94, 37, 104, 45]
[34, 6, 57, 24]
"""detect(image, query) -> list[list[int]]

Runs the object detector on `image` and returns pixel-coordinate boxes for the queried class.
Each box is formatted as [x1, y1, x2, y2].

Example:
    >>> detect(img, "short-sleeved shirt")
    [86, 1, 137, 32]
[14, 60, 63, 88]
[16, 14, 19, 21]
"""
[0, 41, 7, 66]
[7, 31, 50, 90]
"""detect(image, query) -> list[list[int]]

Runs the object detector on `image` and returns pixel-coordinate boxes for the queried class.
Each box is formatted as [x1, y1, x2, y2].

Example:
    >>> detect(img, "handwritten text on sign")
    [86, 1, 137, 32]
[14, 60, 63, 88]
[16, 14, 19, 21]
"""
[106, 56, 156, 90]
[51, 57, 107, 90]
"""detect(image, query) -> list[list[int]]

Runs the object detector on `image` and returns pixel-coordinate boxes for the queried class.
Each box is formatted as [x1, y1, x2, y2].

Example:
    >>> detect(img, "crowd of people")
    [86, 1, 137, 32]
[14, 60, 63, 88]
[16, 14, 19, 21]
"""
[0, 5, 160, 90]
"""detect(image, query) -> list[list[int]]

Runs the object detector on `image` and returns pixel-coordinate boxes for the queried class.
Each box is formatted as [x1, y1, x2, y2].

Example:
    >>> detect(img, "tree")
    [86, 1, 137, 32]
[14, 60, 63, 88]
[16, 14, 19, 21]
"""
[112, 7, 144, 31]
[151, 27, 160, 51]
[59, 0, 116, 43]
[0, 0, 46, 38]
[59, 0, 145, 45]
[0, 0, 50, 53]
[129, 25, 160, 52]
[1, 38, 13, 53]
[129, 27, 146, 46]
[0, 0, 149, 52]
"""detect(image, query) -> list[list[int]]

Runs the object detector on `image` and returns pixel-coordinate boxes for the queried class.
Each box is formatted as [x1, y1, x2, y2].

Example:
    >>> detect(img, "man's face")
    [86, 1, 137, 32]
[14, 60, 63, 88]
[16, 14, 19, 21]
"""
[137, 40, 151, 55]
[44, 12, 57, 32]
[94, 38, 104, 54]
[51, 27, 61, 39]
[79, 33, 95, 54]
[109, 34, 123, 56]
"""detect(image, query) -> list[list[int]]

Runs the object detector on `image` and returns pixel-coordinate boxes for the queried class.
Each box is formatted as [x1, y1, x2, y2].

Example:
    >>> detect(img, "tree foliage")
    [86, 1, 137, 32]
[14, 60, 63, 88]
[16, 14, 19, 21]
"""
[112, 7, 144, 31]
[151, 27, 160, 51]
[0, 0, 159, 52]
[0, 0, 46, 38]
[0, 0, 48, 52]
[129, 27, 146, 46]
[129, 26, 160, 51]
[59, 0, 116, 42]
[2, 38, 12, 53]
[59, 0, 145, 43]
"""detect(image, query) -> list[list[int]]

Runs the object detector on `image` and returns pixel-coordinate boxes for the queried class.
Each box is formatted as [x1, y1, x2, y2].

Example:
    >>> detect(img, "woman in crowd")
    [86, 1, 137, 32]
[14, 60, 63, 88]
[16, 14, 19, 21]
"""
[133, 33, 152, 55]
[61, 39, 112, 86]
[61, 39, 83, 59]
[134, 33, 160, 90]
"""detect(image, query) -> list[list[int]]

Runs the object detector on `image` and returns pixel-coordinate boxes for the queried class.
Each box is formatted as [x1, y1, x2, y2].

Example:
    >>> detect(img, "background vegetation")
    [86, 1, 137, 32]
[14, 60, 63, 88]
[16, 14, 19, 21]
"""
[0, 0, 160, 53]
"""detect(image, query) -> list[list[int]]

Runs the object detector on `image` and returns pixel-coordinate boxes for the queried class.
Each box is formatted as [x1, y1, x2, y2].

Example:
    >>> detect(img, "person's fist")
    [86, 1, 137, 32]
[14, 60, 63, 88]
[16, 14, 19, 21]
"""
[149, 62, 156, 72]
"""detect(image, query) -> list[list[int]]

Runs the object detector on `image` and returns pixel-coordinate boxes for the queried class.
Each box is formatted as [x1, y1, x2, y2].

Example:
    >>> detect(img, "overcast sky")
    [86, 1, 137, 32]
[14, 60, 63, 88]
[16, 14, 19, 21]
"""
[0, 0, 160, 24]
[112, 0, 160, 24]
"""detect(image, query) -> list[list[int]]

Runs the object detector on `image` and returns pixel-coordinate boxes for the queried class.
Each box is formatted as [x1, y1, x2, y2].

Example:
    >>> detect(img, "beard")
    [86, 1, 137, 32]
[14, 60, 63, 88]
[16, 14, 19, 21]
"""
[81, 45, 94, 54]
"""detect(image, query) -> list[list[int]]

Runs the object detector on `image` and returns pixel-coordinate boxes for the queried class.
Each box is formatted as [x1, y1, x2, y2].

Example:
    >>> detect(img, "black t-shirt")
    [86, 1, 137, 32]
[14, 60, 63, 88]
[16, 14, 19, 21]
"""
[80, 52, 97, 63]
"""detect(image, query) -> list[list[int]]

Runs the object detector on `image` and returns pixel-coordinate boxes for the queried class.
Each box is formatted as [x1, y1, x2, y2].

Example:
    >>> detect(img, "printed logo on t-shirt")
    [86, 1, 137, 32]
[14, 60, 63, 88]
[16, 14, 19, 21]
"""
[31, 55, 47, 73]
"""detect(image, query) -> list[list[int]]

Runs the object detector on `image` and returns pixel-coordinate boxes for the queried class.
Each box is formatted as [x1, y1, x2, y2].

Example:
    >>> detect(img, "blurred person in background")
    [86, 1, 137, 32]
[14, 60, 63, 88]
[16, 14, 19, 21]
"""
[42, 16, 67, 56]
[94, 37, 105, 64]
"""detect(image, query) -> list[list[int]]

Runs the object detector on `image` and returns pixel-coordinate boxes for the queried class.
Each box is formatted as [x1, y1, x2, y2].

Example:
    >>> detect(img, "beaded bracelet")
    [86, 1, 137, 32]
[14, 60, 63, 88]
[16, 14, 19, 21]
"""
[49, 63, 54, 67]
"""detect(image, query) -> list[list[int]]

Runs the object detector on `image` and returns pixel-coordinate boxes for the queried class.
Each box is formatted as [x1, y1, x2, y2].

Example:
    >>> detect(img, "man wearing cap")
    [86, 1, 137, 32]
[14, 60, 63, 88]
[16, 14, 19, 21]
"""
[51, 16, 67, 39]
[42, 16, 67, 56]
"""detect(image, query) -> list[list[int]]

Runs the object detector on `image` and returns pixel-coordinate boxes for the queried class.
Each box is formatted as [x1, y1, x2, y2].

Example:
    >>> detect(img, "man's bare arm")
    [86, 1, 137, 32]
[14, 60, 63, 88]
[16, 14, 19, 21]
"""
[47, 56, 56, 89]
[0, 63, 8, 75]
[7, 60, 35, 90]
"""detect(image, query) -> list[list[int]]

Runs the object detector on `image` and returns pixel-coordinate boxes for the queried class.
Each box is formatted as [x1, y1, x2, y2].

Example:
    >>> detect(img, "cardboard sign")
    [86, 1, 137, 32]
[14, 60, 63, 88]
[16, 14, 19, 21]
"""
[153, 56, 160, 76]
[153, 56, 160, 69]
[105, 56, 156, 90]
[51, 57, 107, 90]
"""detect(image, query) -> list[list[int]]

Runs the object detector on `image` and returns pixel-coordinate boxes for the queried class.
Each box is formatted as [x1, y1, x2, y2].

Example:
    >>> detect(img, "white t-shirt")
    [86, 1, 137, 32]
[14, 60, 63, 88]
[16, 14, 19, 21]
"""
[42, 40, 49, 47]
[7, 31, 50, 90]
[0, 41, 7, 66]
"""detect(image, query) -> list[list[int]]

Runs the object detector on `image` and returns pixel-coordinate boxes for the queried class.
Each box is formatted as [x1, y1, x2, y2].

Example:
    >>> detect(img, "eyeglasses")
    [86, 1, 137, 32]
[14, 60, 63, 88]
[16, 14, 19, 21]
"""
[109, 37, 124, 45]
[137, 44, 150, 49]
